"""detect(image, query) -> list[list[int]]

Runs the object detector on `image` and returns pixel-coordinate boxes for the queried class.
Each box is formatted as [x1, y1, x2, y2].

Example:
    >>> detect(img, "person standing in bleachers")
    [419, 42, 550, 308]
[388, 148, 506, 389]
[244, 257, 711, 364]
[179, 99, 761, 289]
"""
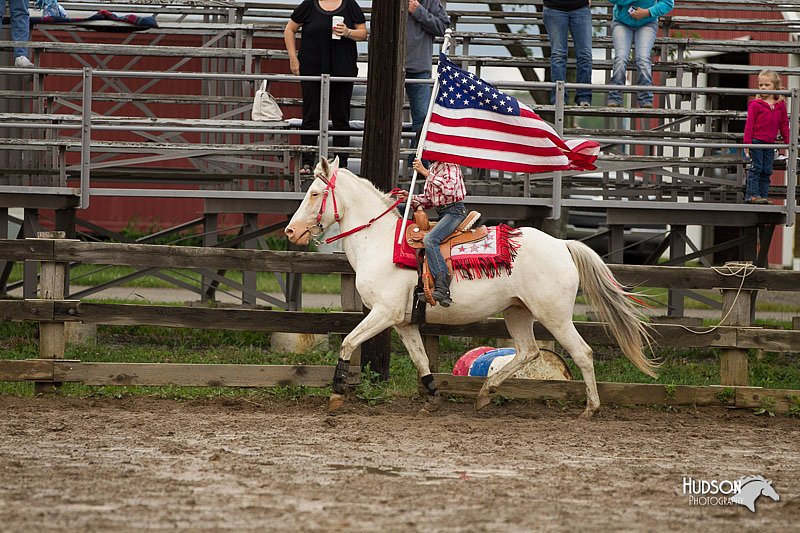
[743, 69, 790, 205]
[405, 0, 450, 167]
[542, 0, 593, 107]
[2, 0, 34, 67]
[284, 0, 367, 175]
[607, 0, 673, 108]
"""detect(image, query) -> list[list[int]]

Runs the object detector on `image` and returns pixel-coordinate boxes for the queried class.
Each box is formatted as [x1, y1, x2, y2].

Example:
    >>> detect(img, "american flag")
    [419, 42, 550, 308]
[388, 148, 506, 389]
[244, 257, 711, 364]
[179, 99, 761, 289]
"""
[422, 54, 599, 173]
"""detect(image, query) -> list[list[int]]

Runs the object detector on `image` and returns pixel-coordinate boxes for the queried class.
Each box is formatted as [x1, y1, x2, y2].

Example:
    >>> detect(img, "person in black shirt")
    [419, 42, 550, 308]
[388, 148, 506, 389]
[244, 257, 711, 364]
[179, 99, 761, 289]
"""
[284, 0, 367, 173]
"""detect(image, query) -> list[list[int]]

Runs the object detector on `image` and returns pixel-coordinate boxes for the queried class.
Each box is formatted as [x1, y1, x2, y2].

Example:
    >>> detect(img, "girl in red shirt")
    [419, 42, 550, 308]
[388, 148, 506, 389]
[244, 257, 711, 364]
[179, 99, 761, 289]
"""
[743, 70, 790, 204]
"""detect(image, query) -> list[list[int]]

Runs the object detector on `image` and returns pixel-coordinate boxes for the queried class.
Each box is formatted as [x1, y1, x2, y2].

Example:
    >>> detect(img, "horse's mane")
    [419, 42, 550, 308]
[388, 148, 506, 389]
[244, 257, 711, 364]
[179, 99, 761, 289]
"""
[337, 167, 401, 219]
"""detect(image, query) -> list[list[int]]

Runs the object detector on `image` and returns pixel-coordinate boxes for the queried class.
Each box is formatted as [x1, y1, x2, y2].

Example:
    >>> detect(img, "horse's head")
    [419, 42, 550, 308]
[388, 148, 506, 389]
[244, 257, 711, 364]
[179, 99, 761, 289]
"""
[285, 156, 341, 245]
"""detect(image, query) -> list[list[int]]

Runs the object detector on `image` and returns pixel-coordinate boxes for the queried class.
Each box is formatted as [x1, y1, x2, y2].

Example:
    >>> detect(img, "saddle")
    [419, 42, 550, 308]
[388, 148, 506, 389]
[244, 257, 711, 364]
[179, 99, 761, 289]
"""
[404, 210, 485, 306]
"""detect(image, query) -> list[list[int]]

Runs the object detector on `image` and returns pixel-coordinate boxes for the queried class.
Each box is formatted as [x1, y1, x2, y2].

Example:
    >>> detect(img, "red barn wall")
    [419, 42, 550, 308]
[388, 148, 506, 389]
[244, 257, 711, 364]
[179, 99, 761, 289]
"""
[33, 28, 298, 234]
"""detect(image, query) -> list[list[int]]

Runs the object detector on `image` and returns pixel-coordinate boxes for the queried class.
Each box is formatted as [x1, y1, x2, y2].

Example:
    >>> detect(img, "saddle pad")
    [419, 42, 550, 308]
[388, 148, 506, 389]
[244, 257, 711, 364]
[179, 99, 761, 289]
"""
[393, 219, 419, 269]
[393, 220, 521, 279]
[449, 224, 521, 280]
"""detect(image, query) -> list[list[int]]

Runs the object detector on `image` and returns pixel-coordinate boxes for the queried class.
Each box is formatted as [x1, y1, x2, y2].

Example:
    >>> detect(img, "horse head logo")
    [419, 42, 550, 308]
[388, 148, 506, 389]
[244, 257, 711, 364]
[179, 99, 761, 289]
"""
[730, 475, 780, 513]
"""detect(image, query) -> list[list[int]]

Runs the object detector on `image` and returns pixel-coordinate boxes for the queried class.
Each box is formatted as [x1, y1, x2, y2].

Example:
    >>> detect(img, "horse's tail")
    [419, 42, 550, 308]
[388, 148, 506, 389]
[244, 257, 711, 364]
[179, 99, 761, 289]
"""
[566, 240, 659, 378]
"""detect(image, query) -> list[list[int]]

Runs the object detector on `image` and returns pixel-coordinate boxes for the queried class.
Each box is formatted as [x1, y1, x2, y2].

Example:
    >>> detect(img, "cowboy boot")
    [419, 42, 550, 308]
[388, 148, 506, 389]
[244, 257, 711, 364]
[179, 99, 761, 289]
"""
[432, 274, 452, 307]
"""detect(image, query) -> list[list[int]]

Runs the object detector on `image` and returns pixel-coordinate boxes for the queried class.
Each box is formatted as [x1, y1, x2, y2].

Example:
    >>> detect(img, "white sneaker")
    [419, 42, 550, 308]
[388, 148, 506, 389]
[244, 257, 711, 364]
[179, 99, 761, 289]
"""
[14, 56, 34, 68]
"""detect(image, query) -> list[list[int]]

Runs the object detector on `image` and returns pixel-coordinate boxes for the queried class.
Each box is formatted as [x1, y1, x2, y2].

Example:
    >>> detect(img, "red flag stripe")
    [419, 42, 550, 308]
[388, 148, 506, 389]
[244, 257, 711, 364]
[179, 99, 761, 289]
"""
[427, 119, 565, 149]
[425, 130, 567, 157]
[429, 108, 566, 146]
[422, 150, 572, 173]
[424, 139, 569, 166]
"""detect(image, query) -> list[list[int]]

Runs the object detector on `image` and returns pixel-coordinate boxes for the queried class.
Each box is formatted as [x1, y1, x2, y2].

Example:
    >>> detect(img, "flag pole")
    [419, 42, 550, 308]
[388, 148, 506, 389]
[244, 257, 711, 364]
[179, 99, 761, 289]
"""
[398, 29, 453, 244]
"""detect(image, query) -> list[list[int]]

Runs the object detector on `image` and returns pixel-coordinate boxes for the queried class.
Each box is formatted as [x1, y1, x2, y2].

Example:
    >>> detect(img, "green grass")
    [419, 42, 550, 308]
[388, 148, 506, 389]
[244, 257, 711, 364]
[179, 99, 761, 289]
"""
[7, 264, 342, 294]
[2, 321, 798, 399]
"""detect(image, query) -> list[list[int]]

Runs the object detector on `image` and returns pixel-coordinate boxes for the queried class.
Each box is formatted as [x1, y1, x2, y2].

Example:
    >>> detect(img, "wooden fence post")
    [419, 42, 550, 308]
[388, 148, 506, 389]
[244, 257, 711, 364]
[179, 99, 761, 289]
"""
[667, 225, 687, 317]
[719, 288, 753, 386]
[359, 0, 406, 381]
[35, 231, 66, 394]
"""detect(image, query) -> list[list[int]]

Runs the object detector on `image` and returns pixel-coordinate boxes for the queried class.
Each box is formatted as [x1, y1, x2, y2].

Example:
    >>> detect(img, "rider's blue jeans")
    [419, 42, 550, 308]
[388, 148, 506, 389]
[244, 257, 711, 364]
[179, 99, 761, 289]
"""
[423, 202, 467, 282]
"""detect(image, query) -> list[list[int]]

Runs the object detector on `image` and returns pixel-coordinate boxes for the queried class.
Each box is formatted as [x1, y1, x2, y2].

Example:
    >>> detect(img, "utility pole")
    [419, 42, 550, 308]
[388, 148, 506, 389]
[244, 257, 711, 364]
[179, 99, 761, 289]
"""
[359, 0, 407, 380]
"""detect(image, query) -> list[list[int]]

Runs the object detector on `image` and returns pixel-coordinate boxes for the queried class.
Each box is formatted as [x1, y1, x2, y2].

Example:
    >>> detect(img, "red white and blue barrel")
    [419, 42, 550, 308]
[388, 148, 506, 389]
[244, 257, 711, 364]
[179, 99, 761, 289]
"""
[453, 347, 517, 377]
[451, 346, 495, 376]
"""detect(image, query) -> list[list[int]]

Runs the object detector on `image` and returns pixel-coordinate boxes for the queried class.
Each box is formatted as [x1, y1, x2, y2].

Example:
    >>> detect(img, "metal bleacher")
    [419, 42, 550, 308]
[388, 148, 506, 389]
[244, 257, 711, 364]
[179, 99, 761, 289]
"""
[1, 0, 798, 312]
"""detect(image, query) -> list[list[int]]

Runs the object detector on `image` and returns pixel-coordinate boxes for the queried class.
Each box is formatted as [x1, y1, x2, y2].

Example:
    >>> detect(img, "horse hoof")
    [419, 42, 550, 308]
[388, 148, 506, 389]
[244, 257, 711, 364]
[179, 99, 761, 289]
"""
[475, 394, 492, 411]
[328, 394, 345, 413]
[423, 394, 442, 413]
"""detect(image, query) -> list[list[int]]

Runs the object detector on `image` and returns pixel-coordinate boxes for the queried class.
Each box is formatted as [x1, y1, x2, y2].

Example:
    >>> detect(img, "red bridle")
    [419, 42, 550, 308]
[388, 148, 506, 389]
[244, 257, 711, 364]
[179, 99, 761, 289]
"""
[312, 169, 403, 244]
[316, 168, 341, 227]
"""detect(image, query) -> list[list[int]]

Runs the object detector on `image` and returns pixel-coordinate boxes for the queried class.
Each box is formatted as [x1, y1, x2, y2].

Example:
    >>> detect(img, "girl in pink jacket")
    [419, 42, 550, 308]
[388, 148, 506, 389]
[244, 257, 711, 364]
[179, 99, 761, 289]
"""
[743, 70, 790, 204]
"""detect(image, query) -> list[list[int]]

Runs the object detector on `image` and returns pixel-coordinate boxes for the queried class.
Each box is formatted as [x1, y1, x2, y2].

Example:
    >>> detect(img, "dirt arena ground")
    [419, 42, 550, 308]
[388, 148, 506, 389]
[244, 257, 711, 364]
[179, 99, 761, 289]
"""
[1, 395, 798, 532]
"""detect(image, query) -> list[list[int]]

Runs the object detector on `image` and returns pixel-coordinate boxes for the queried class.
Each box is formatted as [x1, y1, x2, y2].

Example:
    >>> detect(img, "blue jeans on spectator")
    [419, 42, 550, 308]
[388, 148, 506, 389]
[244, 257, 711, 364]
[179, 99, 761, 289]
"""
[745, 140, 775, 201]
[405, 70, 433, 167]
[1, 0, 30, 59]
[424, 202, 467, 282]
[543, 6, 593, 105]
[608, 21, 658, 107]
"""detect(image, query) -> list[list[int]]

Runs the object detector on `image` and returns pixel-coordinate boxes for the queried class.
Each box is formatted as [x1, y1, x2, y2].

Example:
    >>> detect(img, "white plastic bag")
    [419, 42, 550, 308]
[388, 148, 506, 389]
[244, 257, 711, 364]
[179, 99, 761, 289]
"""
[251, 80, 283, 121]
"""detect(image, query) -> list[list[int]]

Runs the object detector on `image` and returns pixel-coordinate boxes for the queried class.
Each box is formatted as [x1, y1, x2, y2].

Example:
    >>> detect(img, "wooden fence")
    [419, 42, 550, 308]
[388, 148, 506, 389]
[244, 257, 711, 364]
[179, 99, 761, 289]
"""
[0, 237, 799, 412]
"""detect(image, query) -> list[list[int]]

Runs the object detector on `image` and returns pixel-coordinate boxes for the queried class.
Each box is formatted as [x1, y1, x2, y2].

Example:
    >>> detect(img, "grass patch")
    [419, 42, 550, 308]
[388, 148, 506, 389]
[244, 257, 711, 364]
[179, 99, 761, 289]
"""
[7, 264, 342, 294]
[578, 347, 722, 386]
[1, 322, 798, 399]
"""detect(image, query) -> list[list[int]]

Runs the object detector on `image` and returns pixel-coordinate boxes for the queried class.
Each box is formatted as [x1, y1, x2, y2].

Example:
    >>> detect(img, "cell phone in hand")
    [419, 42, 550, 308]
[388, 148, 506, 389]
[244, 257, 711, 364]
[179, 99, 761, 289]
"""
[628, 6, 637, 14]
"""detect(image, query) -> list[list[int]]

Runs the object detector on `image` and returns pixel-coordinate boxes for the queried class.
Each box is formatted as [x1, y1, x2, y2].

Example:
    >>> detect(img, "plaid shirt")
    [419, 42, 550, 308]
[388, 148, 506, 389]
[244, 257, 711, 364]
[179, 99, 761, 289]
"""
[411, 161, 466, 210]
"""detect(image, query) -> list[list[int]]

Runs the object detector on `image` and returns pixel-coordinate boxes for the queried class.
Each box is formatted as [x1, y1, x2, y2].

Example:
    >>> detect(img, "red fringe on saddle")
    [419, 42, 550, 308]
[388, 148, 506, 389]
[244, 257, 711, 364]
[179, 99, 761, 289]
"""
[393, 221, 521, 280]
[451, 224, 521, 280]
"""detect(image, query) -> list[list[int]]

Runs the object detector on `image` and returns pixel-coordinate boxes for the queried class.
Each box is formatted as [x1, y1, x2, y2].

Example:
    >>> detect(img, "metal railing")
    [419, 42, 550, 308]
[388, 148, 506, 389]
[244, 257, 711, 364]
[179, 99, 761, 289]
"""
[0, 65, 797, 225]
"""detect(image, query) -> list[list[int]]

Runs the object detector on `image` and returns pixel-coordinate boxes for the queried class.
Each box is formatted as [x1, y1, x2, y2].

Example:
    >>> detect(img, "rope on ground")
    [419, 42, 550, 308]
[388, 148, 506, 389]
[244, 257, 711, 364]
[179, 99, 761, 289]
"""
[679, 261, 759, 335]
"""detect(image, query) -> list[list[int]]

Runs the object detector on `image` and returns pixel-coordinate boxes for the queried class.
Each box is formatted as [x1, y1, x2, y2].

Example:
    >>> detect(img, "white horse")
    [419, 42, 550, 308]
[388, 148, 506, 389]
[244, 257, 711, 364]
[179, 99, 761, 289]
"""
[285, 158, 658, 417]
